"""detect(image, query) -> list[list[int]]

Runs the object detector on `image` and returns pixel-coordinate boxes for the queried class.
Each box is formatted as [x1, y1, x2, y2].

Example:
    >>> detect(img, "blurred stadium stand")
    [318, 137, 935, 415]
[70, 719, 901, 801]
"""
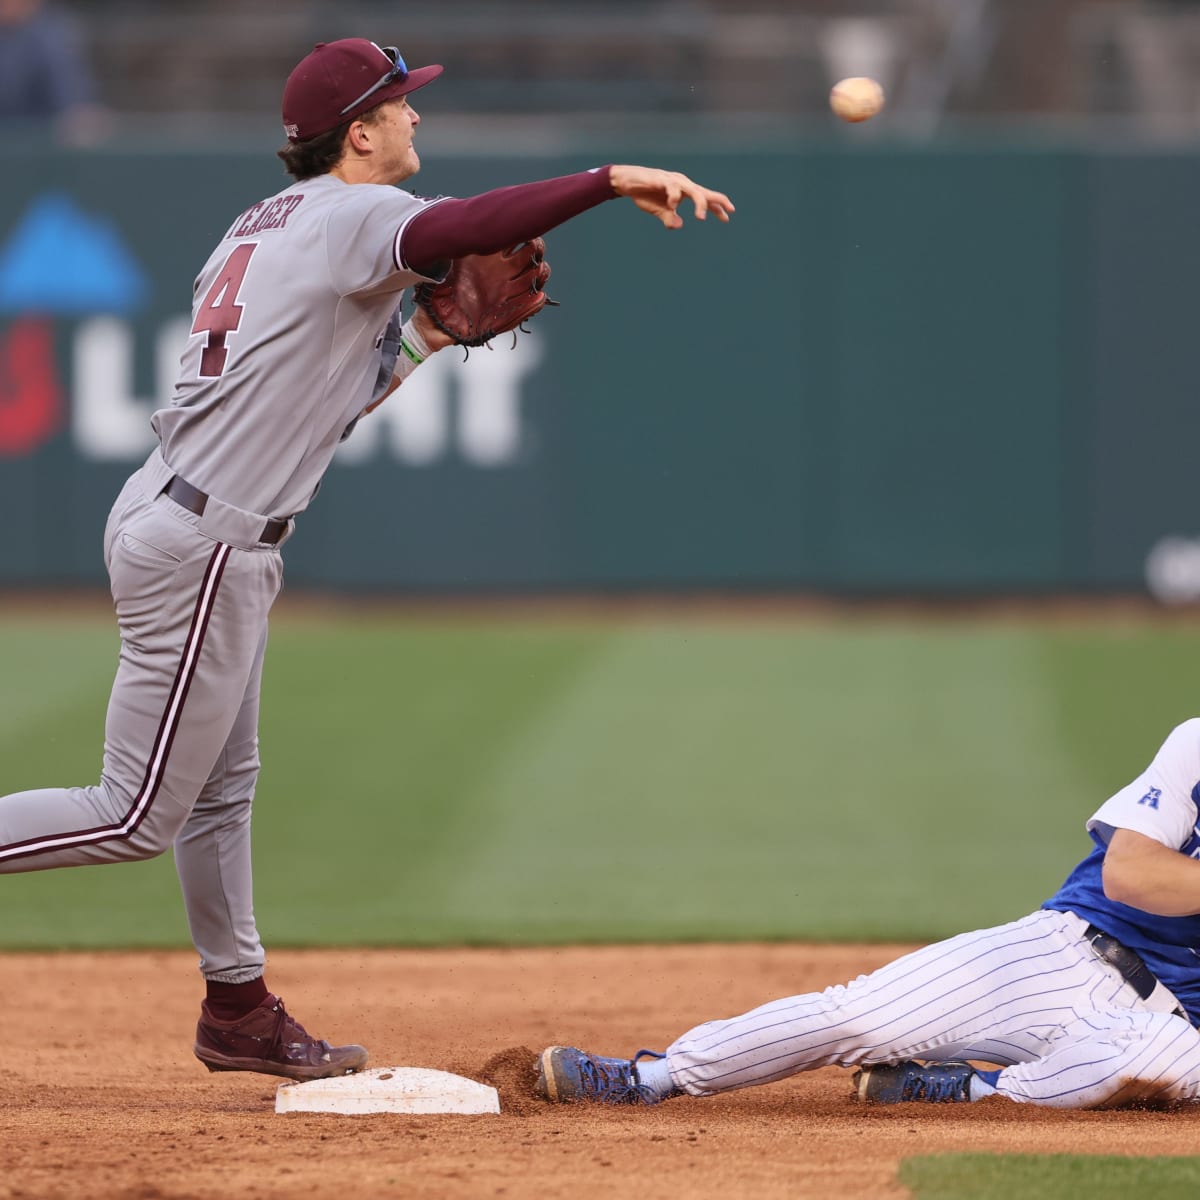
[28, 0, 1200, 139]
[1074, 1, 1200, 132]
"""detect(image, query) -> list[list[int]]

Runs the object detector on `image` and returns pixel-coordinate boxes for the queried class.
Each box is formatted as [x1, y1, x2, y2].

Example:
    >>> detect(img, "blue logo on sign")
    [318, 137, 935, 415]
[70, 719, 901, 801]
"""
[1138, 786, 1162, 809]
[0, 193, 147, 316]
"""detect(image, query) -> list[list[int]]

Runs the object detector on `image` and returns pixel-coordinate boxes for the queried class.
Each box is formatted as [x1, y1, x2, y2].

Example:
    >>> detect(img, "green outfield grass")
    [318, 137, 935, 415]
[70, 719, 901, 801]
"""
[2, 606, 1199, 949]
[901, 1153, 1200, 1199]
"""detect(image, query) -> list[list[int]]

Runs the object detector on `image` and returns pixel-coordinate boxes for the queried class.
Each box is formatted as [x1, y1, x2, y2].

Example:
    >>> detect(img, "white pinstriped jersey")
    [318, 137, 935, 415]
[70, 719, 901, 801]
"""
[659, 721, 1200, 1108]
[153, 174, 443, 518]
[1046, 718, 1200, 1022]
[667, 907, 1200, 1108]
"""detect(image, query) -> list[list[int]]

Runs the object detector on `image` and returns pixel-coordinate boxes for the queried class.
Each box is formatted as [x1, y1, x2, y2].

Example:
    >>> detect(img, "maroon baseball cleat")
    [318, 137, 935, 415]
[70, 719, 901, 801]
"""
[194, 994, 368, 1081]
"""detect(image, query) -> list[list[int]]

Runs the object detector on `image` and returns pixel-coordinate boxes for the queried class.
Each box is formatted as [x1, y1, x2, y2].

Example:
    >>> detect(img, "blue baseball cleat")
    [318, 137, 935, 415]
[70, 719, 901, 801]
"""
[537, 1045, 672, 1105]
[853, 1060, 976, 1103]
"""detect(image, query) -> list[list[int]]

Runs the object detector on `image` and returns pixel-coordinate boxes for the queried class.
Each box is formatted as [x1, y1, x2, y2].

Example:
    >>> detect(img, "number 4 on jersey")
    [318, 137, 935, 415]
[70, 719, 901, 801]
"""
[191, 243, 257, 377]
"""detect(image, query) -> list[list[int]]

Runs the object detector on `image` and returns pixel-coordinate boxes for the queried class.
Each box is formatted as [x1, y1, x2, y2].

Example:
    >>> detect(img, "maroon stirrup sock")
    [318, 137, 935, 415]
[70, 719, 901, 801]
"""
[205, 975, 270, 1022]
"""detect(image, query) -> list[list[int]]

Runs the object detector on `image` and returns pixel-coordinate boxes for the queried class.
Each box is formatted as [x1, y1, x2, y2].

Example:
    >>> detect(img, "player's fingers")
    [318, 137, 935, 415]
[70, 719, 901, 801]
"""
[635, 196, 672, 225]
[662, 177, 683, 216]
[696, 186, 734, 222]
[657, 186, 683, 229]
[709, 189, 735, 214]
[676, 177, 735, 223]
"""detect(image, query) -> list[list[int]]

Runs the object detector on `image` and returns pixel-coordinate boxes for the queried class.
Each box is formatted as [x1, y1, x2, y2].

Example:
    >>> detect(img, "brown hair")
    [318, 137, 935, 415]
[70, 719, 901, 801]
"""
[276, 107, 383, 181]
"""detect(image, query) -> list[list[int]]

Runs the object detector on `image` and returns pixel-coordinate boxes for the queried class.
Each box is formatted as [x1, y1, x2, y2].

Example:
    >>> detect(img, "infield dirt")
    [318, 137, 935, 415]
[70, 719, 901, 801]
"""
[3, 943, 1198, 1199]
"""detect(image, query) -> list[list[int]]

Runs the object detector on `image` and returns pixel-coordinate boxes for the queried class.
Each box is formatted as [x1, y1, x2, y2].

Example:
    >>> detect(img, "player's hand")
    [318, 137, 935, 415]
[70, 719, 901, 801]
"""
[363, 309, 452, 415]
[609, 165, 735, 230]
[410, 306, 456, 352]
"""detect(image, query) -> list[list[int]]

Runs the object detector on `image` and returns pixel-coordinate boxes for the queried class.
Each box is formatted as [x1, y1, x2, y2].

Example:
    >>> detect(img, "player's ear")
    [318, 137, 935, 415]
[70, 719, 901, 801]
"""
[345, 119, 374, 154]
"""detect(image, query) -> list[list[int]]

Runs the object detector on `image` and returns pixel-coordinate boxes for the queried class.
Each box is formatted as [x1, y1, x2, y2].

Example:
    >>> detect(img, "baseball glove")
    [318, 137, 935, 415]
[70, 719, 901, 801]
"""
[413, 238, 555, 349]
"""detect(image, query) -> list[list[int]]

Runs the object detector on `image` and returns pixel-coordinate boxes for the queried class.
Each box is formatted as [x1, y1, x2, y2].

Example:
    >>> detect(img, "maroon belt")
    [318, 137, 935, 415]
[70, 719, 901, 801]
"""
[164, 475, 289, 545]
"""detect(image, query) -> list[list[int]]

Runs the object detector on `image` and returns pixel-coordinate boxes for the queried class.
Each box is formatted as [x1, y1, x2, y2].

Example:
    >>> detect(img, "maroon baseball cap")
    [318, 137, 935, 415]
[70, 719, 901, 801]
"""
[282, 39, 443, 142]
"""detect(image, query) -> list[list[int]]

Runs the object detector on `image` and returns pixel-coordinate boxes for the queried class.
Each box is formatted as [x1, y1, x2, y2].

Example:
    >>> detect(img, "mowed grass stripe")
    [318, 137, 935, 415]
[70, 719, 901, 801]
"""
[249, 623, 612, 942]
[901, 1153, 1200, 1200]
[1, 613, 1199, 948]
[0, 623, 117, 754]
[438, 625, 1091, 940]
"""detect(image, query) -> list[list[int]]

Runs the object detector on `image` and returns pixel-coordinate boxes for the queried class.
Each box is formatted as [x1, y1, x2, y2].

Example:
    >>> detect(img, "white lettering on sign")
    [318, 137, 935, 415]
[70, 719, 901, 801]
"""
[72, 315, 187, 459]
[351, 352, 451, 467]
[70, 316, 541, 467]
[335, 333, 542, 468]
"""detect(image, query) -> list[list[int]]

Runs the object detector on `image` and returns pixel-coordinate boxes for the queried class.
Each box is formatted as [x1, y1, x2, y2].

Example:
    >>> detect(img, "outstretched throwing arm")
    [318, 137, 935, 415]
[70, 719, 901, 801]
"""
[401, 165, 734, 274]
[608, 164, 735, 229]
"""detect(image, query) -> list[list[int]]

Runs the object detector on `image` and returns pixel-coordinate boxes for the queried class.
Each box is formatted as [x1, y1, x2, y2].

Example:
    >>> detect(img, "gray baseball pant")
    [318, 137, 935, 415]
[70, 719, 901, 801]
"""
[0, 450, 288, 983]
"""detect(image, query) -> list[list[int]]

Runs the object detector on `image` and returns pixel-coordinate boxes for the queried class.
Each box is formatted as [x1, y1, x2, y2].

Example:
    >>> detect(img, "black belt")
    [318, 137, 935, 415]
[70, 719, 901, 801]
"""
[1083, 923, 1186, 1019]
[164, 475, 288, 545]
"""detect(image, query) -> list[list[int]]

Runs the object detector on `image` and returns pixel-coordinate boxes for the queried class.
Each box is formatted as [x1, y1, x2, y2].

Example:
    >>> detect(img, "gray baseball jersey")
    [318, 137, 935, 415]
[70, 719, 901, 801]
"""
[0, 176, 441, 984]
[157, 175, 442, 517]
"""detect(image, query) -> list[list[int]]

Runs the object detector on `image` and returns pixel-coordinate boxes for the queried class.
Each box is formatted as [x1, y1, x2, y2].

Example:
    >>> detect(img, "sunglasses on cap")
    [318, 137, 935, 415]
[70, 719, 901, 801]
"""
[340, 46, 408, 116]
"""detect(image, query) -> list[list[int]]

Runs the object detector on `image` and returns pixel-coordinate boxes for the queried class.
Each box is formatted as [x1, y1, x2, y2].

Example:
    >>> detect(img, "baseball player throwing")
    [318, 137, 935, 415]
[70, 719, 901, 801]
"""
[0, 38, 733, 1081]
[540, 719, 1200, 1109]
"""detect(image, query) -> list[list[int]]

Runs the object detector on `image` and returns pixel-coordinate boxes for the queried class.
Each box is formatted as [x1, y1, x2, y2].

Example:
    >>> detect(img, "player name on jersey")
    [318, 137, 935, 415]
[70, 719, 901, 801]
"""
[227, 195, 306, 240]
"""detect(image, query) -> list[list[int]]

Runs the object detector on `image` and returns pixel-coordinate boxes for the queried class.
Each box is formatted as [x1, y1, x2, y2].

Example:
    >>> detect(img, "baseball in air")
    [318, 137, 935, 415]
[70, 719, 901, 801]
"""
[829, 77, 885, 123]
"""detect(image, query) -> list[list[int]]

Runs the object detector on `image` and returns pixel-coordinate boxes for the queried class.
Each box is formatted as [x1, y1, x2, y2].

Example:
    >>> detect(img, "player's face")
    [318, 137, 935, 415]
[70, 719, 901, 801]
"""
[373, 98, 422, 183]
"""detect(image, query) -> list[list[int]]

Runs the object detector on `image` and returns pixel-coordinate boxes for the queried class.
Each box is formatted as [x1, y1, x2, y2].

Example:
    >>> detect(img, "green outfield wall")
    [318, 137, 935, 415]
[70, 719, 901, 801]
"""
[0, 135, 1194, 594]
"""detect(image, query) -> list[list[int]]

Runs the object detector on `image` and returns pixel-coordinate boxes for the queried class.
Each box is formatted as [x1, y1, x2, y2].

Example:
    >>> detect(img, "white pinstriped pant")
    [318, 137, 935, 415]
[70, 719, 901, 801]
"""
[667, 909, 1200, 1108]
